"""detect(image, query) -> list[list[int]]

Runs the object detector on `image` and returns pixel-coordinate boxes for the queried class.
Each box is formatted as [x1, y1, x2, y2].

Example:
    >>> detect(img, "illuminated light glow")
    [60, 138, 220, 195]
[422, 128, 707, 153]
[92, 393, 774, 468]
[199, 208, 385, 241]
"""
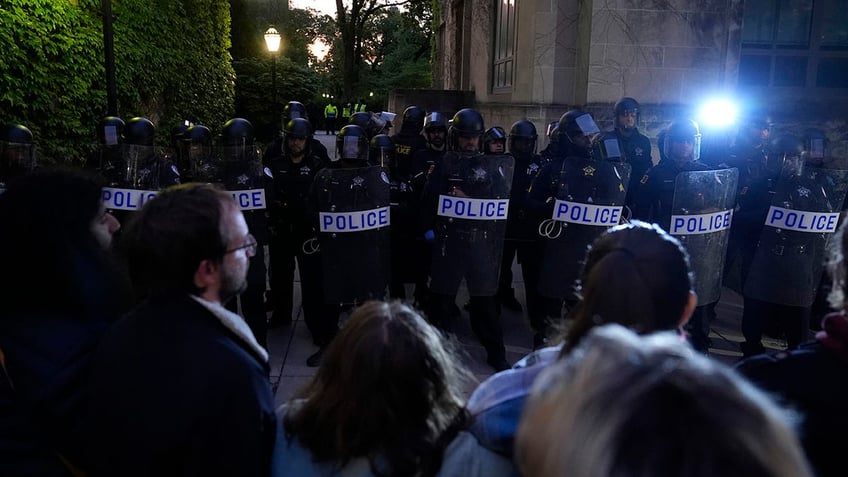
[698, 98, 738, 129]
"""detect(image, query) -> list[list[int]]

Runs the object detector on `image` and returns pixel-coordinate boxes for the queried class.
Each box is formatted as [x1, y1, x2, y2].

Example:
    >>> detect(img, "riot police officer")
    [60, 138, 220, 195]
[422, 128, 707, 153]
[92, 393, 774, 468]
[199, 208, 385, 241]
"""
[309, 124, 391, 364]
[374, 133, 419, 301]
[738, 134, 847, 356]
[184, 124, 214, 183]
[423, 108, 513, 371]
[632, 119, 710, 226]
[266, 118, 336, 358]
[609, 97, 653, 205]
[0, 124, 36, 189]
[93, 116, 124, 175]
[276, 100, 330, 164]
[539, 120, 561, 161]
[121, 117, 180, 190]
[498, 120, 548, 326]
[391, 105, 428, 170]
[167, 121, 193, 180]
[527, 110, 629, 345]
[218, 118, 271, 346]
[483, 126, 507, 154]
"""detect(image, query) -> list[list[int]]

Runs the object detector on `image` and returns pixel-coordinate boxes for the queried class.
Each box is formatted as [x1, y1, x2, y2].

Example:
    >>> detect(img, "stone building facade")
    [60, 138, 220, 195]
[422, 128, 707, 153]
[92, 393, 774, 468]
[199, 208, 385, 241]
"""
[389, 0, 848, 157]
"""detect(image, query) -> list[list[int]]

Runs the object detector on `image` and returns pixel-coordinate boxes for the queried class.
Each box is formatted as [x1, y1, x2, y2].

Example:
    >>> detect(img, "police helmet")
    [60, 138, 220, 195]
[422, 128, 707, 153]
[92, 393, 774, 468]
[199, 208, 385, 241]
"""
[123, 117, 155, 146]
[1, 124, 33, 144]
[1, 124, 36, 175]
[97, 116, 124, 146]
[370, 134, 394, 167]
[483, 126, 507, 153]
[186, 125, 213, 145]
[594, 132, 625, 162]
[366, 113, 388, 139]
[663, 119, 702, 162]
[614, 97, 640, 130]
[545, 120, 559, 138]
[221, 118, 254, 147]
[509, 120, 538, 155]
[349, 111, 371, 128]
[401, 106, 425, 133]
[559, 110, 600, 158]
[283, 101, 308, 122]
[424, 112, 448, 131]
[448, 108, 485, 152]
[560, 110, 600, 140]
[335, 125, 369, 163]
[802, 128, 828, 163]
[170, 121, 192, 147]
[284, 117, 313, 139]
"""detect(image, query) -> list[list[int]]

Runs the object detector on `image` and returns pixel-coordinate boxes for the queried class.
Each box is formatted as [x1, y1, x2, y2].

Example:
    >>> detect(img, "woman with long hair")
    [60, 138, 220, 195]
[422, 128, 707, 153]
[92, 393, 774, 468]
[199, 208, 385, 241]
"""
[0, 168, 129, 476]
[274, 300, 481, 477]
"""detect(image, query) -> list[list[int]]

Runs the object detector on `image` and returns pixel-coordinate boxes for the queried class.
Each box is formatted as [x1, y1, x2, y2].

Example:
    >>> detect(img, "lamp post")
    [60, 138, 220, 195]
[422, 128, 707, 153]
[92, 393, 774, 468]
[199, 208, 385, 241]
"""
[264, 27, 281, 108]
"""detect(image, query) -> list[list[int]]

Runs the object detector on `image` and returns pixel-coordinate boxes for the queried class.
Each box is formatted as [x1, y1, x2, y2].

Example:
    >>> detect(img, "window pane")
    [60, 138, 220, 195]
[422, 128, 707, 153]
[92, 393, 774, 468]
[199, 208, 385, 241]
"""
[821, 0, 848, 48]
[773, 56, 807, 86]
[739, 55, 772, 85]
[742, 0, 776, 46]
[816, 58, 848, 87]
[775, 0, 812, 48]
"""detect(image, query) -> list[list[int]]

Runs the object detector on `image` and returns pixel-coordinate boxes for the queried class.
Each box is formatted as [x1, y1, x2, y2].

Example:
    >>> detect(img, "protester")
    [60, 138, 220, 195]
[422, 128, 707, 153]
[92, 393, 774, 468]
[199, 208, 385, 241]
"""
[0, 168, 128, 476]
[516, 324, 812, 477]
[273, 300, 502, 476]
[87, 183, 276, 477]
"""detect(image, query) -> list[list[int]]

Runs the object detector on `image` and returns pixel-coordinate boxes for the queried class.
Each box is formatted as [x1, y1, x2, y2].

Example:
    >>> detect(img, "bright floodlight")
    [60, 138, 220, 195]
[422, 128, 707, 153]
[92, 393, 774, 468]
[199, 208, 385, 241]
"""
[264, 27, 281, 53]
[698, 98, 738, 129]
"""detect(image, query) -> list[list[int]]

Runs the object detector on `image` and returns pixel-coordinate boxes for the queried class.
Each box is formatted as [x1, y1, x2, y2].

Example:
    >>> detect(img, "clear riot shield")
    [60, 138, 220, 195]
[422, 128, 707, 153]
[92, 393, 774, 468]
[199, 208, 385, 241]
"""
[537, 160, 631, 300]
[430, 153, 515, 296]
[117, 144, 180, 191]
[315, 165, 391, 304]
[743, 166, 848, 307]
[669, 168, 739, 306]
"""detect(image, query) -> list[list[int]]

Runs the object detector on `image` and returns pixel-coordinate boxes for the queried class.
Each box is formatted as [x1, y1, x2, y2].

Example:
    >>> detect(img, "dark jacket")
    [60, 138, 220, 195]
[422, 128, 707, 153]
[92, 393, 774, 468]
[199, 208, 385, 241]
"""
[0, 312, 111, 477]
[737, 313, 848, 477]
[87, 293, 276, 477]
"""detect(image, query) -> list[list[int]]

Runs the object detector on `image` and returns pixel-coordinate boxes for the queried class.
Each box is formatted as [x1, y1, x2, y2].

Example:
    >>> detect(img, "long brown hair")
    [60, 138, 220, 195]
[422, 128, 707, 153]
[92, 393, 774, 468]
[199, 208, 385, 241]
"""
[562, 221, 693, 355]
[283, 301, 471, 477]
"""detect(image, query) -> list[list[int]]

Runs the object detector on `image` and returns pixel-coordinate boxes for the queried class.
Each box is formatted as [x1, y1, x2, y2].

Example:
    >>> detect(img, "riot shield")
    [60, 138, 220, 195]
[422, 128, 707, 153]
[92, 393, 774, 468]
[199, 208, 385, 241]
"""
[0, 139, 36, 188]
[537, 160, 631, 300]
[743, 166, 848, 307]
[315, 165, 391, 304]
[669, 168, 738, 306]
[430, 153, 515, 296]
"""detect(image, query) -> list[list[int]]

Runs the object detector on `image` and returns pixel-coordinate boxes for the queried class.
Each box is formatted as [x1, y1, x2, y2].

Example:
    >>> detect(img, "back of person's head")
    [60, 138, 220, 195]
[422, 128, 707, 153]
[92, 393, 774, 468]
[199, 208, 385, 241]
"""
[120, 183, 236, 298]
[563, 220, 694, 354]
[0, 167, 128, 316]
[285, 300, 470, 476]
[517, 324, 812, 477]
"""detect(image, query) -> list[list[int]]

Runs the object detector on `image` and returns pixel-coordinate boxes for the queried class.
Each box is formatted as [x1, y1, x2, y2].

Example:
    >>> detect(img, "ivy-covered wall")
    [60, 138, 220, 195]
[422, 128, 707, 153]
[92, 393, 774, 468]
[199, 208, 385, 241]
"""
[0, 0, 235, 165]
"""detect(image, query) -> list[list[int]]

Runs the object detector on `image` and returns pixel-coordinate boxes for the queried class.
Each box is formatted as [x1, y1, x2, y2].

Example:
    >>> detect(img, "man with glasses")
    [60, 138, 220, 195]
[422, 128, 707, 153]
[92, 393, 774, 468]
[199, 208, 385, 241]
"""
[88, 183, 276, 477]
[609, 97, 653, 207]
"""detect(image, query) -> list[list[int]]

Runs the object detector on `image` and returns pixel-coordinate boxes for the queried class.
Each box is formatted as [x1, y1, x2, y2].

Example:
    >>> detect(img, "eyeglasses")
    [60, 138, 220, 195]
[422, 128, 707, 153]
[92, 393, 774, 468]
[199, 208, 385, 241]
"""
[224, 233, 257, 256]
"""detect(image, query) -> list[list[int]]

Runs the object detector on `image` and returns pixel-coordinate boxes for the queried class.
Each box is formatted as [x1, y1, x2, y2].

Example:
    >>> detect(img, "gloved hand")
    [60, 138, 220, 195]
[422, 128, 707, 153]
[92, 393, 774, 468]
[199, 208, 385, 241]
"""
[424, 229, 435, 241]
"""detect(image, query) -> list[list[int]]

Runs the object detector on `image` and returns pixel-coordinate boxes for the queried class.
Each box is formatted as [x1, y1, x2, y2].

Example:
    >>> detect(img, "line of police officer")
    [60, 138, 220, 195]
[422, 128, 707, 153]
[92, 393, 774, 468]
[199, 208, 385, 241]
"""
[4, 97, 843, 366]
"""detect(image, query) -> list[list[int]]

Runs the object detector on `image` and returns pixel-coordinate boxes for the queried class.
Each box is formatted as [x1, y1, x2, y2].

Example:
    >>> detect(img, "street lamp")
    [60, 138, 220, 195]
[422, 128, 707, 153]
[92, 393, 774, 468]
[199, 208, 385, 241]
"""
[264, 27, 281, 107]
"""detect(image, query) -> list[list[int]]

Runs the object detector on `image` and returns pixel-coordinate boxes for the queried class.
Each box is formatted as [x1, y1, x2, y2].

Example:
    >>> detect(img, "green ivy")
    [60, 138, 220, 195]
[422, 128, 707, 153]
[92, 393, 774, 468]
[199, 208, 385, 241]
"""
[0, 0, 235, 165]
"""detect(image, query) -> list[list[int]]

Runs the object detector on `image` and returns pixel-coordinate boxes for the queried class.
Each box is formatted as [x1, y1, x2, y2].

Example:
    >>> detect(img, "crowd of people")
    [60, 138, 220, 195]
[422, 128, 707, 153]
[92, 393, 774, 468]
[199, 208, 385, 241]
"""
[0, 97, 846, 476]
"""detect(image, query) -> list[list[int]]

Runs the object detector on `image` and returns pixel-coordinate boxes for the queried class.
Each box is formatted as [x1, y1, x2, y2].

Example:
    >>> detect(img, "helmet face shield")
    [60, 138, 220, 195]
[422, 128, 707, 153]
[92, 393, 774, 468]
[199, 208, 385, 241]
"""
[596, 136, 624, 162]
[1, 141, 36, 179]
